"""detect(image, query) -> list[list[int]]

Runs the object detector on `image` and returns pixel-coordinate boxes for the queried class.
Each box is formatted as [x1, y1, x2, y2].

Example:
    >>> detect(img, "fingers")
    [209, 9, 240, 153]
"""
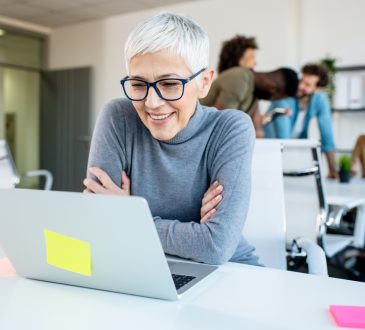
[202, 182, 223, 206]
[200, 181, 224, 222]
[202, 181, 219, 204]
[84, 168, 131, 196]
[83, 177, 106, 194]
[121, 171, 130, 192]
[201, 193, 222, 216]
[83, 188, 93, 194]
[89, 167, 116, 190]
[205, 180, 219, 194]
[261, 114, 272, 125]
[200, 208, 216, 224]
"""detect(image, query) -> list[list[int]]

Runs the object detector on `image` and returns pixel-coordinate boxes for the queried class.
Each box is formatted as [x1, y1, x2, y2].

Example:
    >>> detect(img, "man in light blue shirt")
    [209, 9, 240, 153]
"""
[266, 64, 337, 178]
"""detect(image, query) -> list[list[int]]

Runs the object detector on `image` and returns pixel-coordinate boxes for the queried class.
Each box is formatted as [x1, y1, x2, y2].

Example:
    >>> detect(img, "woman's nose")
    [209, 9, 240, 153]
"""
[144, 86, 166, 108]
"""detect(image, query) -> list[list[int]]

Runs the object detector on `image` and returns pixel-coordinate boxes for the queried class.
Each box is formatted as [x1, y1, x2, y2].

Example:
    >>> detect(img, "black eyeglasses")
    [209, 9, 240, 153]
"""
[120, 68, 206, 101]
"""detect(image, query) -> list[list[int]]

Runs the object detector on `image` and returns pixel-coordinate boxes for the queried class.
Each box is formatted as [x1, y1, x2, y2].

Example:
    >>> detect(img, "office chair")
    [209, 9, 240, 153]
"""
[280, 139, 330, 275]
[279, 139, 363, 273]
[325, 183, 365, 255]
[0, 140, 53, 190]
[0, 140, 19, 189]
[244, 139, 327, 275]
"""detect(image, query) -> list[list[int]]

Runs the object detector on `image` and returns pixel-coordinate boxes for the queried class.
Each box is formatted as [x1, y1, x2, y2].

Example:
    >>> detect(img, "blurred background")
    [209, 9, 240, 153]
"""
[0, 0, 364, 191]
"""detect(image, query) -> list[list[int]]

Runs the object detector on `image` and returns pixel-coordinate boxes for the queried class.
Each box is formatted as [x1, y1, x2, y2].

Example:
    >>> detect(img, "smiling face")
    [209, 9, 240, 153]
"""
[297, 74, 320, 98]
[128, 50, 214, 141]
[238, 48, 257, 69]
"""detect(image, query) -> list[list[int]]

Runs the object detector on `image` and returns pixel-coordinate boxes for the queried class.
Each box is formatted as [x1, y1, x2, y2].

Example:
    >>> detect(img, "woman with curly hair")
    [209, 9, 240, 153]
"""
[218, 35, 258, 73]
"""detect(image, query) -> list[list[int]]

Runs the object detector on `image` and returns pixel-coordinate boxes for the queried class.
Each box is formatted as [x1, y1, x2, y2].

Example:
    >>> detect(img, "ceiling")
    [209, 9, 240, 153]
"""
[0, 0, 194, 28]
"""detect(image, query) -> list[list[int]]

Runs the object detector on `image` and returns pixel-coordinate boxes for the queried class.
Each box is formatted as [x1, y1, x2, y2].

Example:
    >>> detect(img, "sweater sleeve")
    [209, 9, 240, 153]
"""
[153, 112, 255, 265]
[87, 100, 128, 186]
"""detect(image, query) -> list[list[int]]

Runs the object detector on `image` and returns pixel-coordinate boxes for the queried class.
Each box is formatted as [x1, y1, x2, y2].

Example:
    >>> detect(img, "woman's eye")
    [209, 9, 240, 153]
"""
[131, 83, 146, 87]
[161, 81, 180, 87]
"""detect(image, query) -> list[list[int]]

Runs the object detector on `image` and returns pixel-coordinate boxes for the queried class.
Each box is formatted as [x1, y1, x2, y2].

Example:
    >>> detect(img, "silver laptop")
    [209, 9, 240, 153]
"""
[0, 189, 217, 300]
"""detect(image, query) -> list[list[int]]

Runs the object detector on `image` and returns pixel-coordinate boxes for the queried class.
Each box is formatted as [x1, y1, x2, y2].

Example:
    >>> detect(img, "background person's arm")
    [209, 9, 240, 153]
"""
[250, 103, 265, 138]
[325, 151, 338, 179]
[315, 93, 338, 178]
[153, 112, 256, 265]
[351, 135, 365, 176]
[268, 99, 294, 138]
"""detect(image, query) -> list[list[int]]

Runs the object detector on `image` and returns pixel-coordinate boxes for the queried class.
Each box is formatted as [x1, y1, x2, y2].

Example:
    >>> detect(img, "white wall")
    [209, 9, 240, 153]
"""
[3, 68, 40, 187]
[300, 0, 365, 66]
[48, 0, 300, 122]
[47, 19, 105, 124]
[301, 0, 365, 152]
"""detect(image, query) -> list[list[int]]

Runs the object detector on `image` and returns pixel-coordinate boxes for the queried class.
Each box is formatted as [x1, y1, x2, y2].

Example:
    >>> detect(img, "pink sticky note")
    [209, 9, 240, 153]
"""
[0, 257, 17, 276]
[330, 305, 365, 329]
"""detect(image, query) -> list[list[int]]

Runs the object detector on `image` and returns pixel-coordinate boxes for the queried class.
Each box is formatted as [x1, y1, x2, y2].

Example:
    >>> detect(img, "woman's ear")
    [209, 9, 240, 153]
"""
[198, 67, 215, 98]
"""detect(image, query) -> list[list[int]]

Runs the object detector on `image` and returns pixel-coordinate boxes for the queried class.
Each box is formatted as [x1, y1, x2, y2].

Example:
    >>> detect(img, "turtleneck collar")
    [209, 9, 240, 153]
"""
[162, 101, 206, 145]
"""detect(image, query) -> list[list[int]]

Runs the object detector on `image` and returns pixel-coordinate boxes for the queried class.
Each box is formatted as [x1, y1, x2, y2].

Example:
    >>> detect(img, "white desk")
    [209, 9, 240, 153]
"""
[326, 179, 365, 202]
[0, 260, 364, 330]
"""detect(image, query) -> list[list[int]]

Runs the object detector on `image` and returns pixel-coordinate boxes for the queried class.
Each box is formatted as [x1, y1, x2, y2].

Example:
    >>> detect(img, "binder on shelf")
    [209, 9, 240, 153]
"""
[348, 75, 363, 109]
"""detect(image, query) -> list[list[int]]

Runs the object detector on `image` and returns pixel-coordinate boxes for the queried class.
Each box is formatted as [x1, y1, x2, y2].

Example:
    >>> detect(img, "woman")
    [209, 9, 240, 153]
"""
[83, 12, 259, 266]
[218, 34, 258, 72]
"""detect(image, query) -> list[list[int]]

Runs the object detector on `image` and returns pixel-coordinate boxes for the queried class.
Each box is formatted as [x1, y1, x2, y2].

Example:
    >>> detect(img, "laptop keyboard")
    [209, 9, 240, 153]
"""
[172, 274, 196, 290]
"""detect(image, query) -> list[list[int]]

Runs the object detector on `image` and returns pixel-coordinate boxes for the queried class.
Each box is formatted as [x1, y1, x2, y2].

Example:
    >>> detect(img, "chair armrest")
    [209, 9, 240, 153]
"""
[25, 170, 53, 191]
[288, 237, 328, 276]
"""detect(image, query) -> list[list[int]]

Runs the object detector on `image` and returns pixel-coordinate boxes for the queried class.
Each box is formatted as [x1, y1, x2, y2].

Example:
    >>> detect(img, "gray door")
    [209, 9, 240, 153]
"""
[40, 67, 91, 192]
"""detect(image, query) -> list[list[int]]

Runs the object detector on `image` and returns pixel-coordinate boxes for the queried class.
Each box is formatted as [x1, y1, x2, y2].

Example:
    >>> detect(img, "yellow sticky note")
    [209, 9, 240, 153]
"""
[44, 229, 92, 276]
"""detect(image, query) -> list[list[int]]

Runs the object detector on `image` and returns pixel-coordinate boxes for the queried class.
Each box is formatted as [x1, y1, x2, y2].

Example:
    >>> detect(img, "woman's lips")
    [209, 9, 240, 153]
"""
[147, 112, 175, 124]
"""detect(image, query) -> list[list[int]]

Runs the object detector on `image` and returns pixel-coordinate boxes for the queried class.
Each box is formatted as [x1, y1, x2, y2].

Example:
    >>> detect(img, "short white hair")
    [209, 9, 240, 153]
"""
[124, 12, 209, 74]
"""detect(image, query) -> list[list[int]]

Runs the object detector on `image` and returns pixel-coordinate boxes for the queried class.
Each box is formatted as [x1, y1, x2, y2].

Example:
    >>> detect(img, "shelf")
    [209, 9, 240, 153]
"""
[332, 108, 365, 112]
[336, 65, 365, 72]
[336, 149, 352, 154]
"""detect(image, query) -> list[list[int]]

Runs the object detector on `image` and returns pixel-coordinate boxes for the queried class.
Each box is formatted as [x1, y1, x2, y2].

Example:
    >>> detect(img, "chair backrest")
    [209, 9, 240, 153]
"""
[279, 139, 328, 245]
[0, 140, 19, 189]
[244, 139, 287, 270]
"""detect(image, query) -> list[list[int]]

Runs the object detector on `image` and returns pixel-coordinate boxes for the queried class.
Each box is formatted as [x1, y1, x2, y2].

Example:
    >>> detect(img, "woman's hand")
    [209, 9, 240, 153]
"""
[200, 181, 223, 224]
[83, 167, 130, 196]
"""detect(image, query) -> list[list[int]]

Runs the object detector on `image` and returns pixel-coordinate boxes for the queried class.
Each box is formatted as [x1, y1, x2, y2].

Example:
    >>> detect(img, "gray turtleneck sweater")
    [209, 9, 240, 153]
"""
[87, 98, 259, 265]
